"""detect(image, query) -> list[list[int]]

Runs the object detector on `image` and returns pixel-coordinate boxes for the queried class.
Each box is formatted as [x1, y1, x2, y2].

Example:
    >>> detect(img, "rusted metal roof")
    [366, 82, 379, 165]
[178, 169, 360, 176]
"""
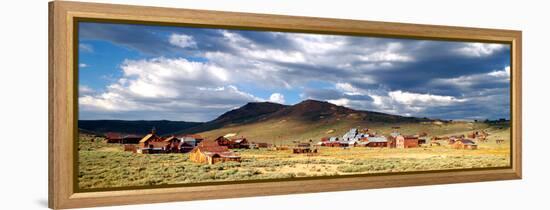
[193, 140, 230, 153]
[367, 136, 388, 143]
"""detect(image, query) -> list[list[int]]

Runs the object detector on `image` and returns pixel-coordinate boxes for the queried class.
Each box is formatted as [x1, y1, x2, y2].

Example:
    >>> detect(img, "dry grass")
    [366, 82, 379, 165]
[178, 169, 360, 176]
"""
[78, 122, 510, 189]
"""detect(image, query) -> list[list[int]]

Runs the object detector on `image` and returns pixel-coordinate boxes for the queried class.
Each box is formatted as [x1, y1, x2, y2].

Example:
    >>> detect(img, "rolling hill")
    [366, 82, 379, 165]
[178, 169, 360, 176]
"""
[78, 120, 202, 136]
[79, 100, 439, 142]
[176, 99, 431, 143]
[179, 102, 288, 134]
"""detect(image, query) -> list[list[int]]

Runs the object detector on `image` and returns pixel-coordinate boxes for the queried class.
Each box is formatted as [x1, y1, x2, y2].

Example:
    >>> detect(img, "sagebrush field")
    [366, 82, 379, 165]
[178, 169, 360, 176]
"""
[78, 122, 510, 189]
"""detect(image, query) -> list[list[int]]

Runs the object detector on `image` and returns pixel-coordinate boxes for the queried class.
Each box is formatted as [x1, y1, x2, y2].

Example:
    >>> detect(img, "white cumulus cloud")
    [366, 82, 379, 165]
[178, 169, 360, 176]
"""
[455, 43, 506, 57]
[327, 98, 350, 107]
[268, 93, 286, 104]
[79, 57, 261, 121]
[79, 85, 94, 95]
[388, 90, 466, 105]
[169, 33, 197, 48]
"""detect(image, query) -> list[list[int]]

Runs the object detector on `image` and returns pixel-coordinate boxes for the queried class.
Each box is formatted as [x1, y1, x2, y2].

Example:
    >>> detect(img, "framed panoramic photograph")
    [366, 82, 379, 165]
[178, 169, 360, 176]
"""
[49, 1, 522, 209]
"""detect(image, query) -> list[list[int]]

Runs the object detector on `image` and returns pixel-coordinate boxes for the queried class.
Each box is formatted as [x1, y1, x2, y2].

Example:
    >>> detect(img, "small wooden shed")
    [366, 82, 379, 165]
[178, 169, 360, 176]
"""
[189, 140, 241, 164]
[453, 139, 478, 149]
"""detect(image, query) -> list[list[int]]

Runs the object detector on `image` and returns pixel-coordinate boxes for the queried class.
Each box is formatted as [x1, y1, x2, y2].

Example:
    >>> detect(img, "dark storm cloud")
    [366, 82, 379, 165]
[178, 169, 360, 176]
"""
[79, 22, 238, 57]
[79, 22, 180, 55]
[303, 88, 374, 102]
[397, 53, 505, 83]
[79, 22, 511, 121]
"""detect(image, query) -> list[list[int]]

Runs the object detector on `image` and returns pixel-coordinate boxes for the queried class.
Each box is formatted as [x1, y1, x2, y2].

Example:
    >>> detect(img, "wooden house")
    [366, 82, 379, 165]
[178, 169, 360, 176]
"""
[255, 142, 271, 148]
[215, 136, 250, 149]
[105, 133, 142, 144]
[189, 140, 241, 164]
[365, 141, 388, 147]
[395, 135, 419, 148]
[121, 134, 142, 144]
[431, 136, 450, 141]
[138, 133, 161, 148]
[448, 136, 464, 145]
[387, 132, 400, 148]
[161, 136, 181, 153]
[105, 132, 123, 143]
[360, 136, 388, 147]
[230, 137, 249, 149]
[176, 134, 204, 147]
[292, 147, 312, 154]
[215, 136, 233, 147]
[138, 129, 168, 154]
[468, 131, 489, 139]
[452, 139, 478, 149]
[178, 141, 195, 153]
[387, 138, 396, 148]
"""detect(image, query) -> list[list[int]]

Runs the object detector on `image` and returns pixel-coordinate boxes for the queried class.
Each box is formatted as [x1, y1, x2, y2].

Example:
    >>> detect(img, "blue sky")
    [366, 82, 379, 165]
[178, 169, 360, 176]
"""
[78, 22, 511, 122]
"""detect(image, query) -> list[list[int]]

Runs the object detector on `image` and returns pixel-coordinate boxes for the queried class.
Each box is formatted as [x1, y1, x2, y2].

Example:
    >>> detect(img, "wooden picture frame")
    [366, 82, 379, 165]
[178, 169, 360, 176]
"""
[49, 1, 522, 209]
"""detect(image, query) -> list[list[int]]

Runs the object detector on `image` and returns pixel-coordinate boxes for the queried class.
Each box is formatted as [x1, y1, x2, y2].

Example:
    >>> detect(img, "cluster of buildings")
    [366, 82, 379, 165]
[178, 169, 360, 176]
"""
[317, 127, 483, 150]
[431, 132, 482, 149]
[318, 128, 427, 149]
[130, 129, 206, 154]
[104, 128, 253, 164]
[102, 126, 486, 165]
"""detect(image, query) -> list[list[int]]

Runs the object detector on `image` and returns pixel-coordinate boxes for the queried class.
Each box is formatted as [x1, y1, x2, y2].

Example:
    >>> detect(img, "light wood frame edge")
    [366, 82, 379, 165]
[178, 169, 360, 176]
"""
[48, 1, 522, 209]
